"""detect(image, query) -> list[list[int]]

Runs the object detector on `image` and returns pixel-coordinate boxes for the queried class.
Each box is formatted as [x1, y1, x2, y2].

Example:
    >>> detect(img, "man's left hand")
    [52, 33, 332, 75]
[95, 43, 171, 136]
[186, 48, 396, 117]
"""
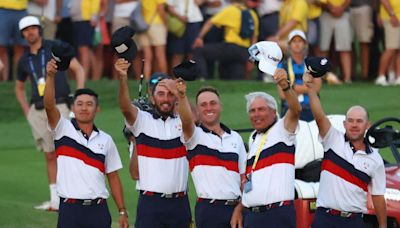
[119, 214, 129, 228]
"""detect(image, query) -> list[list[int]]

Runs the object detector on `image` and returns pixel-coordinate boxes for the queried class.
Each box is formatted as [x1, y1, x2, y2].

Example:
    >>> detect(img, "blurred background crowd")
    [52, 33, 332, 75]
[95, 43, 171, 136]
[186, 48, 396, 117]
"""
[0, 0, 400, 86]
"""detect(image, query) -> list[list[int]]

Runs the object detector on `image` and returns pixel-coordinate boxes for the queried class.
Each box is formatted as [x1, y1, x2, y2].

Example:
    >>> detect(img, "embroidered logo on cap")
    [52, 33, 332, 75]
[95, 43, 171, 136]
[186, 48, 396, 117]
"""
[115, 44, 128, 54]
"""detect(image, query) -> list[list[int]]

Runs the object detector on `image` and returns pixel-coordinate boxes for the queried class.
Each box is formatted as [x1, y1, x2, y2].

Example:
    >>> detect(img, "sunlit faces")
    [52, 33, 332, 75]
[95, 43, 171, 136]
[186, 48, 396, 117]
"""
[196, 91, 221, 126]
[72, 94, 99, 124]
[152, 84, 177, 116]
[248, 97, 276, 131]
[344, 106, 369, 141]
[289, 36, 306, 55]
[22, 26, 41, 44]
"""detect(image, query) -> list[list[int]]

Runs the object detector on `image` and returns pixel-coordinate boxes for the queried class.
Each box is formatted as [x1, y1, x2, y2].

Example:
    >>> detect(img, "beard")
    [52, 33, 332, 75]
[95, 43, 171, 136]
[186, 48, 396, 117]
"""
[154, 102, 175, 117]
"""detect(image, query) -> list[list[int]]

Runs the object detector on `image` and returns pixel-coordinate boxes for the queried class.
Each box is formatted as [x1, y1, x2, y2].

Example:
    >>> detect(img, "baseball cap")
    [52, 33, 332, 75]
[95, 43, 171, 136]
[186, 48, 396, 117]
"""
[304, 56, 331, 78]
[172, 60, 197, 81]
[248, 41, 283, 76]
[148, 72, 170, 92]
[19, 16, 41, 31]
[288, 29, 306, 43]
[111, 26, 138, 62]
[51, 40, 75, 71]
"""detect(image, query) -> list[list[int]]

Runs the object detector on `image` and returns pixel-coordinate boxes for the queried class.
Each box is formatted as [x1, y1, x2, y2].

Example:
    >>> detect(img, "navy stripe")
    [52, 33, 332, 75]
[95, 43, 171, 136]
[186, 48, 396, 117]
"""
[187, 144, 238, 162]
[136, 133, 183, 149]
[324, 150, 371, 184]
[246, 142, 295, 167]
[55, 136, 105, 163]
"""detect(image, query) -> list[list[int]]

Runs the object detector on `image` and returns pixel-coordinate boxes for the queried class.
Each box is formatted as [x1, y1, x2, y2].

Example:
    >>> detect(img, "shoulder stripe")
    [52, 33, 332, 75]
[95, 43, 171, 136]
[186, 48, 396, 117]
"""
[136, 133, 183, 149]
[321, 150, 371, 192]
[55, 136, 105, 163]
[246, 142, 295, 172]
[56, 145, 105, 173]
[188, 145, 239, 172]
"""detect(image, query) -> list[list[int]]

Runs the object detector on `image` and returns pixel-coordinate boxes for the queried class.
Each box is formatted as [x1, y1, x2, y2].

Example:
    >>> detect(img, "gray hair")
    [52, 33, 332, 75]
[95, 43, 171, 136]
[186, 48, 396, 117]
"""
[245, 92, 278, 113]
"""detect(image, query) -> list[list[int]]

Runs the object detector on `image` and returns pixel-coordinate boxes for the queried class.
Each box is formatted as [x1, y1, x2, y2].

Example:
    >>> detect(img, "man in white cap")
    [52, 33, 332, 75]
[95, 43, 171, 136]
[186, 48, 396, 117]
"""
[231, 41, 302, 227]
[15, 15, 84, 211]
[277, 29, 322, 121]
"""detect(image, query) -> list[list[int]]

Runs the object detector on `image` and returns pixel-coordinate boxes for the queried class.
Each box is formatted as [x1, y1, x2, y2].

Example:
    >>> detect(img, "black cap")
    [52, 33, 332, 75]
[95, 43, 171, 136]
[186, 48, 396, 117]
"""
[305, 56, 331, 78]
[111, 26, 137, 61]
[172, 60, 198, 81]
[148, 72, 170, 92]
[51, 40, 75, 71]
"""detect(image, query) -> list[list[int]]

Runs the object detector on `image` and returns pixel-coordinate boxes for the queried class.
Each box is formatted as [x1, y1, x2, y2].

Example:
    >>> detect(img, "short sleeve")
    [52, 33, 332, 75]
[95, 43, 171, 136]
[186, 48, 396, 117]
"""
[124, 106, 145, 137]
[211, 6, 235, 28]
[368, 157, 386, 195]
[319, 126, 343, 152]
[104, 137, 123, 174]
[183, 127, 202, 150]
[236, 133, 247, 174]
[17, 58, 28, 82]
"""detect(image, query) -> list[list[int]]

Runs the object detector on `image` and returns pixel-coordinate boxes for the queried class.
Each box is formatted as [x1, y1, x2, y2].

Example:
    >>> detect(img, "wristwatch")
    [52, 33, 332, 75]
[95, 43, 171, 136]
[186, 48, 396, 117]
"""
[119, 209, 128, 217]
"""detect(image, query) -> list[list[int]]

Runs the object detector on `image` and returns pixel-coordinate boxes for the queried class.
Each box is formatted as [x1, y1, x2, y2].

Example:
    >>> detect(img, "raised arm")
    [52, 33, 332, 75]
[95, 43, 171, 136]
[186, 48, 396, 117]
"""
[160, 79, 195, 141]
[68, 57, 85, 89]
[44, 59, 61, 130]
[115, 58, 138, 125]
[274, 69, 302, 133]
[107, 171, 129, 228]
[303, 72, 331, 137]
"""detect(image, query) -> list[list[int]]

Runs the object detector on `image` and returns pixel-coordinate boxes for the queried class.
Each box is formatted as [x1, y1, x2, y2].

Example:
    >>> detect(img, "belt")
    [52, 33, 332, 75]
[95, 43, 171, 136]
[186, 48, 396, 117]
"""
[60, 197, 106, 206]
[197, 198, 240, 206]
[318, 207, 363, 218]
[139, 190, 187, 199]
[246, 200, 293, 213]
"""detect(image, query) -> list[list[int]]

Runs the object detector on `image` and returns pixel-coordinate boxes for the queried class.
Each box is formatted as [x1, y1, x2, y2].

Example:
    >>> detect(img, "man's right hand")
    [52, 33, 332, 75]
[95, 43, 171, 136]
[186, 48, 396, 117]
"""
[46, 59, 58, 78]
[115, 58, 131, 79]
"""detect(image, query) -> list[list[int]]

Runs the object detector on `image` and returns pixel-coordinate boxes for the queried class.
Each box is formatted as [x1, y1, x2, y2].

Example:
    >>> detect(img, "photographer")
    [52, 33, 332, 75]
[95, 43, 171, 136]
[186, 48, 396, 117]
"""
[15, 16, 84, 211]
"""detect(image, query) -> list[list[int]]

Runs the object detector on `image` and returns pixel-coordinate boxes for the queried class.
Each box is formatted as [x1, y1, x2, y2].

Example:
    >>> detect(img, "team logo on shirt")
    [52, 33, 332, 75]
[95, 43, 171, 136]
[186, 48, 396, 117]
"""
[363, 161, 370, 170]
[176, 124, 182, 131]
[231, 143, 237, 149]
[98, 143, 104, 150]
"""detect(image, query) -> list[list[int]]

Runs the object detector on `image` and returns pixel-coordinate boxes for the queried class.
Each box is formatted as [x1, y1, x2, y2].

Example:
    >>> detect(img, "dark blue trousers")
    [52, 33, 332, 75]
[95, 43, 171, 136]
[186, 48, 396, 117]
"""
[57, 200, 111, 228]
[195, 201, 236, 228]
[135, 194, 192, 228]
[243, 204, 296, 228]
[312, 208, 365, 228]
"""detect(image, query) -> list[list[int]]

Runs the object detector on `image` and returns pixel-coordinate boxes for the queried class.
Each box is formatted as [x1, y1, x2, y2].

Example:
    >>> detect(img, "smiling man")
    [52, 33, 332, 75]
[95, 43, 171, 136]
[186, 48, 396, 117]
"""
[162, 79, 246, 228]
[231, 68, 302, 227]
[43, 59, 128, 228]
[115, 59, 191, 228]
[303, 73, 387, 228]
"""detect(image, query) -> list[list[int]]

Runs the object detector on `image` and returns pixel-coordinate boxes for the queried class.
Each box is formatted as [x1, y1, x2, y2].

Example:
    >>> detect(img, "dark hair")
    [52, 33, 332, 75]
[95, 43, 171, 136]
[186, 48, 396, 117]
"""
[74, 88, 99, 104]
[195, 86, 220, 104]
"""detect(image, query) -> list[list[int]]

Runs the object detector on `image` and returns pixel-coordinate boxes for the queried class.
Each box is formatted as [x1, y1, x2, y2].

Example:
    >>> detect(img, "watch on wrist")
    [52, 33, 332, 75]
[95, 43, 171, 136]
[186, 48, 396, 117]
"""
[119, 209, 128, 217]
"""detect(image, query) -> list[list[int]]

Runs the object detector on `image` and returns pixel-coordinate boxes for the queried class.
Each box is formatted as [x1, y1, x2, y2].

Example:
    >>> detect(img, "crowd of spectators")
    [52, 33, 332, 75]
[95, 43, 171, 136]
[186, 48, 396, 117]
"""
[0, 0, 399, 86]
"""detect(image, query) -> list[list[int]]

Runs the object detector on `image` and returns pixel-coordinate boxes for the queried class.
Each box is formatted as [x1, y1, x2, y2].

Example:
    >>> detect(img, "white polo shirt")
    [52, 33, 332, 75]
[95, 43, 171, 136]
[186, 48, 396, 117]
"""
[242, 118, 298, 207]
[125, 108, 188, 194]
[316, 126, 386, 213]
[184, 124, 246, 200]
[53, 117, 123, 199]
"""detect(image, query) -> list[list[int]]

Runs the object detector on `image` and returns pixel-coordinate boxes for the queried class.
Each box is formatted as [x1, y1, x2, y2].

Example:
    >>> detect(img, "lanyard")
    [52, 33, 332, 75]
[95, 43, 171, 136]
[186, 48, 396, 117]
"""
[28, 49, 46, 83]
[250, 124, 274, 172]
[287, 57, 306, 86]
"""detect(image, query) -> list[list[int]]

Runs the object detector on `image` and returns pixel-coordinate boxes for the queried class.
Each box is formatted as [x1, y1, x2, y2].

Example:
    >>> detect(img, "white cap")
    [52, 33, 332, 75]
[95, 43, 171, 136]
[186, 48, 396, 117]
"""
[248, 41, 282, 76]
[288, 29, 306, 43]
[19, 16, 41, 31]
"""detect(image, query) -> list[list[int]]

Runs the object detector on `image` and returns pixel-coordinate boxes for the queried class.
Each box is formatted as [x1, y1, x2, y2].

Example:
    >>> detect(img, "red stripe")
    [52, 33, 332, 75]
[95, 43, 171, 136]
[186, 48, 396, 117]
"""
[137, 144, 187, 159]
[321, 160, 368, 192]
[246, 153, 294, 174]
[189, 155, 239, 173]
[56, 146, 105, 173]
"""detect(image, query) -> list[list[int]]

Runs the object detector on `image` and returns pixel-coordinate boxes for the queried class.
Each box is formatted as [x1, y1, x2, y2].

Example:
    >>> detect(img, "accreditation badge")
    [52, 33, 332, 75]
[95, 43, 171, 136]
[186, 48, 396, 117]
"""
[244, 173, 253, 193]
[37, 77, 45, 96]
